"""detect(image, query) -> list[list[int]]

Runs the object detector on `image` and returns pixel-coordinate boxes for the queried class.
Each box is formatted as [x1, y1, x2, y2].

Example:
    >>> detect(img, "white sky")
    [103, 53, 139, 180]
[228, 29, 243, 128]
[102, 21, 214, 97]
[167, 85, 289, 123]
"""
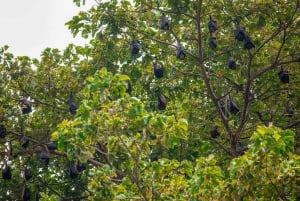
[0, 0, 95, 58]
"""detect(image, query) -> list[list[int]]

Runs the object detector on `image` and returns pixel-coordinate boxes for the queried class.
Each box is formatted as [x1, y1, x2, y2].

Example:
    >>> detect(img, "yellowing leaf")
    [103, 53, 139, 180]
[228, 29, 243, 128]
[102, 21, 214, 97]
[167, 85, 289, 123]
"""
[273, 133, 281, 141]
[257, 126, 266, 135]
[86, 76, 94, 82]
[71, 119, 82, 127]
[60, 119, 70, 127]
[118, 74, 130, 81]
[177, 118, 188, 131]
[99, 67, 107, 76]
[51, 131, 59, 141]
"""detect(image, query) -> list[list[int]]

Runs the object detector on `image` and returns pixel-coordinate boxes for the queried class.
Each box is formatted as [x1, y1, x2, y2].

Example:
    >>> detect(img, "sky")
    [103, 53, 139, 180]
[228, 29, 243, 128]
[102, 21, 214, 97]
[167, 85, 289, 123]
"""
[0, 0, 95, 58]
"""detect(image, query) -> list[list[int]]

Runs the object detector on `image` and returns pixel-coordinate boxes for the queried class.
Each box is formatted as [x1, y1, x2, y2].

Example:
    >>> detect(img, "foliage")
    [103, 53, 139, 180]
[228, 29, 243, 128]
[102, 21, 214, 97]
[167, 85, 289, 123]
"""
[1, 0, 300, 200]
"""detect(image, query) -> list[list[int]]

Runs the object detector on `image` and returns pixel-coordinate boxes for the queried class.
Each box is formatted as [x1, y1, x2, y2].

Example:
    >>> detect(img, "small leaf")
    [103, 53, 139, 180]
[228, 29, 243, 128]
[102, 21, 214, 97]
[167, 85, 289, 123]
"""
[86, 76, 94, 83]
[272, 132, 281, 141]
[99, 67, 107, 75]
[118, 74, 130, 81]
[77, 132, 86, 141]
[51, 131, 59, 141]
[177, 118, 188, 131]
[116, 194, 126, 199]
[257, 126, 266, 135]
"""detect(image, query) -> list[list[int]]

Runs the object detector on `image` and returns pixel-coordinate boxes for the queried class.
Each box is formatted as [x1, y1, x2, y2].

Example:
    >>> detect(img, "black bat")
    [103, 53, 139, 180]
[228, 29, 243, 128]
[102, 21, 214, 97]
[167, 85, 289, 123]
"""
[160, 14, 170, 30]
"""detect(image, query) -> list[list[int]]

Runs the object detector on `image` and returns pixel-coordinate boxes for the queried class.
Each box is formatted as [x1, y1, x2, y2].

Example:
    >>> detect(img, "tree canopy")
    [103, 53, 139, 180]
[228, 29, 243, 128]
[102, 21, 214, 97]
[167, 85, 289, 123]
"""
[0, 0, 300, 200]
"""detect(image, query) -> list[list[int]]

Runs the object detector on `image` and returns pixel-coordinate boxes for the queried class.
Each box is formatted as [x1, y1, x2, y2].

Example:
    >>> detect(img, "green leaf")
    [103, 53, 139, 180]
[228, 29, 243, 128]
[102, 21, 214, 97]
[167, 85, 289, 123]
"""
[118, 74, 130, 81]
[177, 118, 188, 131]
[77, 132, 86, 141]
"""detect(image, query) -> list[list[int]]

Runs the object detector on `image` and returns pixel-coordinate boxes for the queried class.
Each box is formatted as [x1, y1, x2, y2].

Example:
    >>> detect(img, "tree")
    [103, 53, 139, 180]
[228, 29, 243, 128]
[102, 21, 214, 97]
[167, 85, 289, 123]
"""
[0, 0, 300, 200]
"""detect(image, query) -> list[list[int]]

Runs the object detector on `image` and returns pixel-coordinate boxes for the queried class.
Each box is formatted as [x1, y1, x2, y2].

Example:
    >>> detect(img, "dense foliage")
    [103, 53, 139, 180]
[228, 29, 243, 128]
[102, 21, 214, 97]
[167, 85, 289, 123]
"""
[1, 0, 300, 200]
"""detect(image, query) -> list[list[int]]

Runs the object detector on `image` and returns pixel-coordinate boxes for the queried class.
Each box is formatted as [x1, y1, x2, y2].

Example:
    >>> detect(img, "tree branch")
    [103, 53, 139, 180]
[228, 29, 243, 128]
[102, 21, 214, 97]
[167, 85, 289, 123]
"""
[196, 0, 234, 143]
[237, 25, 287, 140]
